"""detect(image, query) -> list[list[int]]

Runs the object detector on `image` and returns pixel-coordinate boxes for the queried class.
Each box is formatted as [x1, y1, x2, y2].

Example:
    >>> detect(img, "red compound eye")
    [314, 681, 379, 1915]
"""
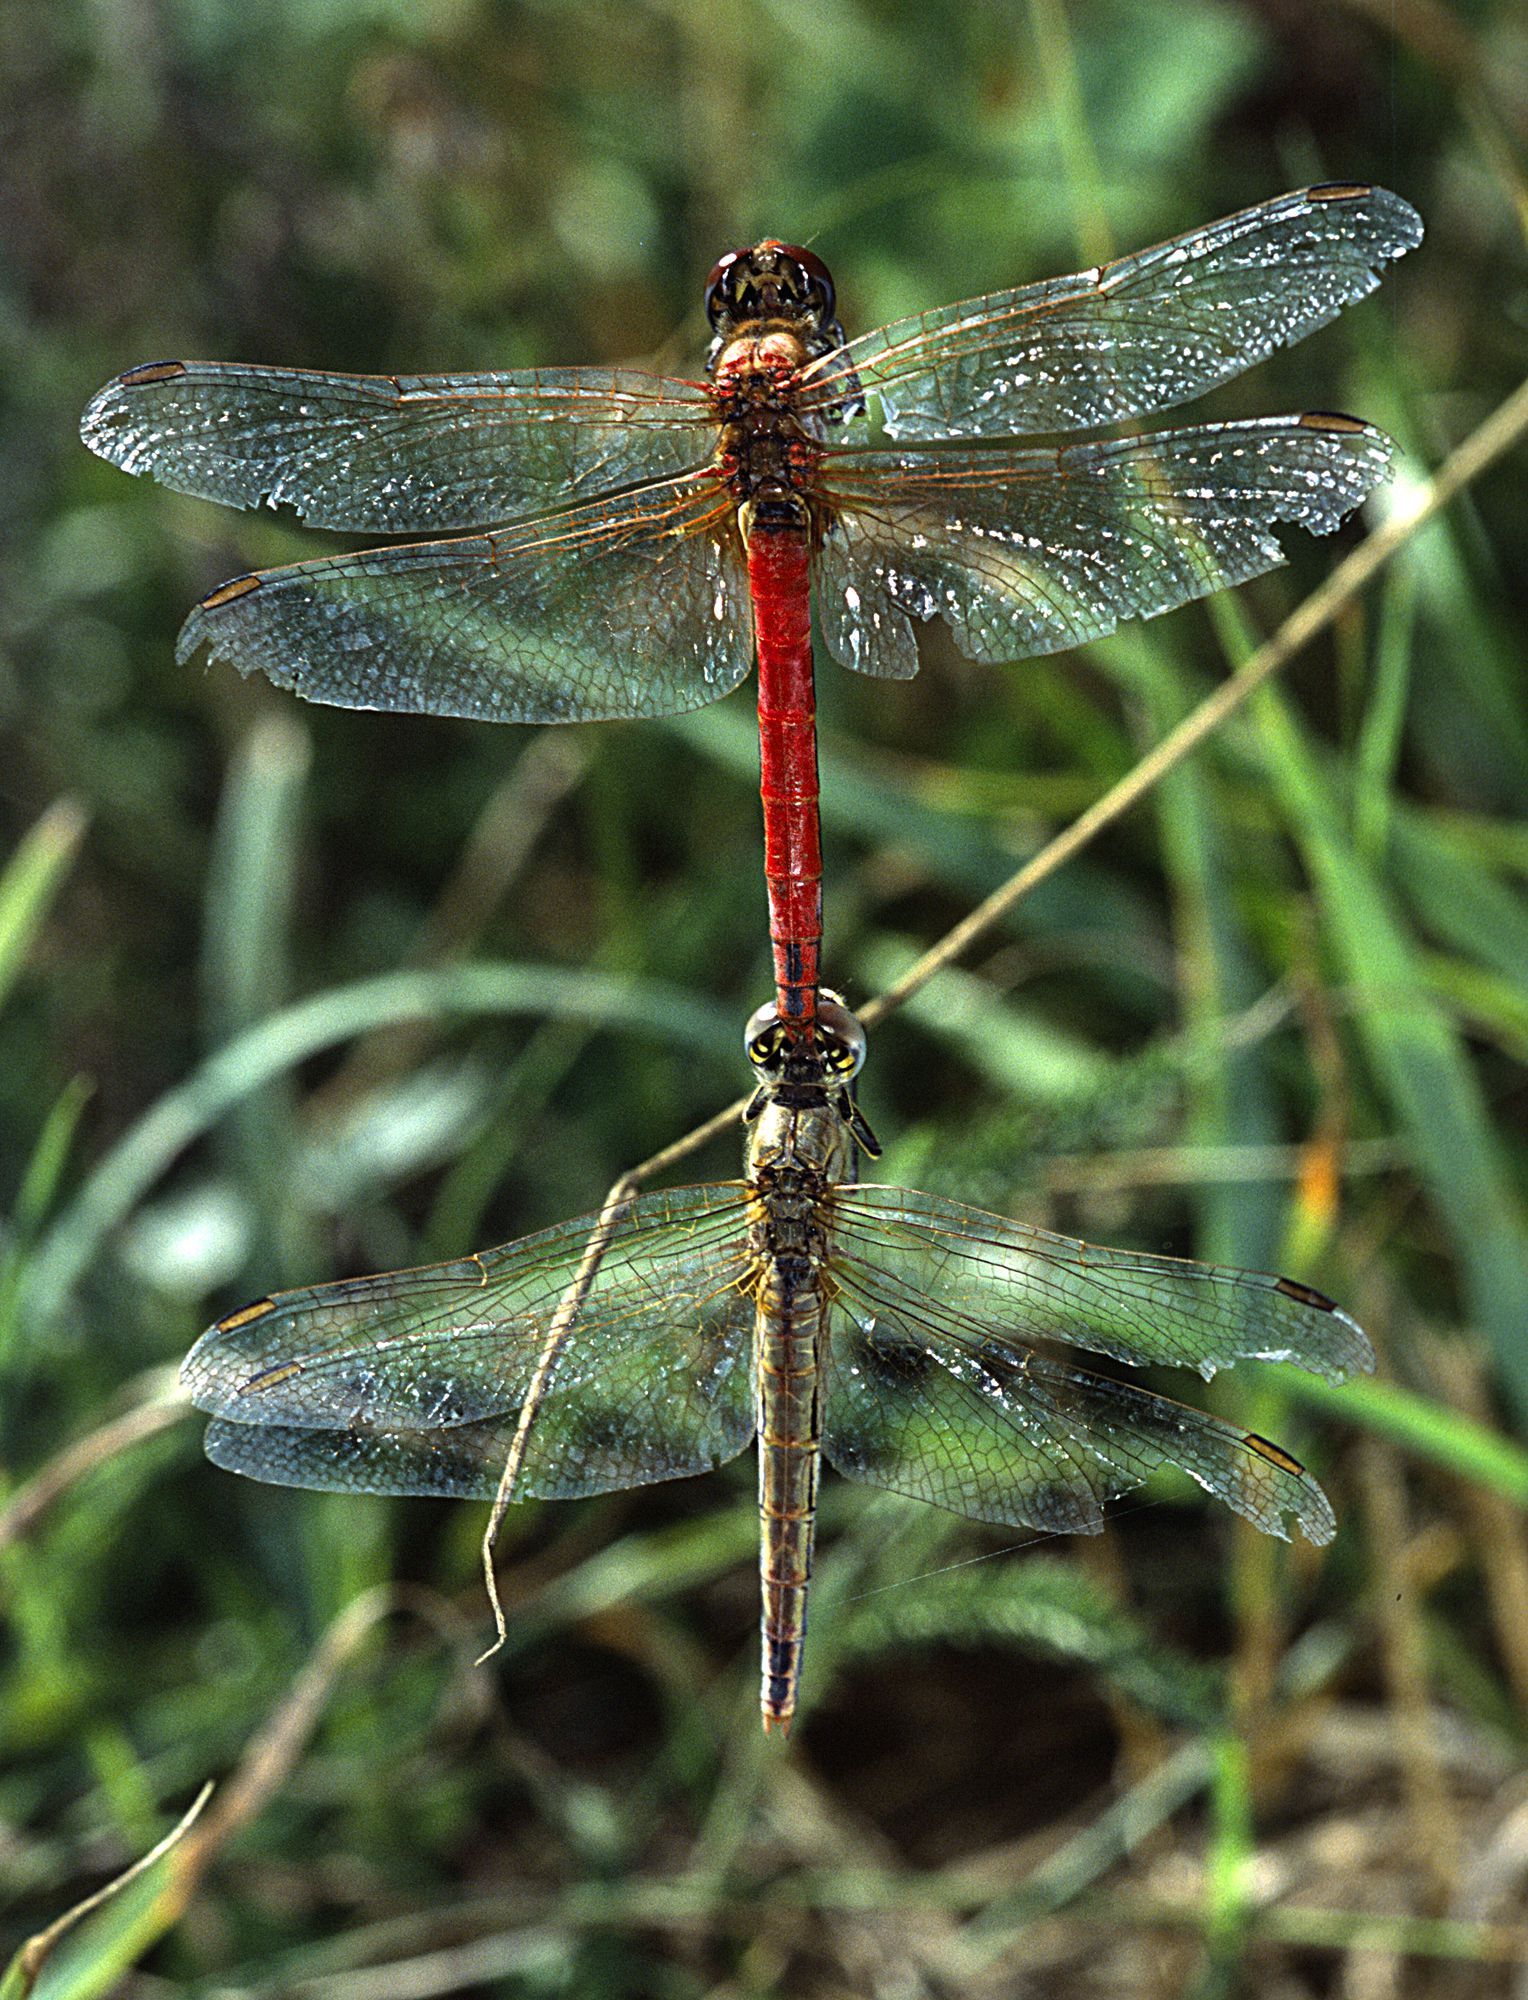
[770, 242, 835, 318]
[705, 242, 837, 328]
[704, 249, 745, 326]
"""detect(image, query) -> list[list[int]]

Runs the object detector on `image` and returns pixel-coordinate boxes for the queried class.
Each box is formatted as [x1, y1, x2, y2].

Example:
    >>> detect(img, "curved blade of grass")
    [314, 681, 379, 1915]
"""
[202, 715, 313, 1280]
[0, 1784, 211, 2000]
[0, 800, 87, 1015]
[1254, 688, 1528, 1423]
[0, 1077, 93, 1365]
[1276, 1366, 1528, 1504]
[23, 965, 734, 1332]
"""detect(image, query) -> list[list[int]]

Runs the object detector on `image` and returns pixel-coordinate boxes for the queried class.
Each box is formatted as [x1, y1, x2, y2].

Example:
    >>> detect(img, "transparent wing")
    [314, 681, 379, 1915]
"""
[200, 1416, 588, 1501]
[81, 362, 716, 531]
[828, 1185, 1372, 1382]
[175, 474, 753, 722]
[183, 1185, 758, 1501]
[799, 184, 1421, 440]
[822, 1299, 1336, 1544]
[812, 415, 1392, 679]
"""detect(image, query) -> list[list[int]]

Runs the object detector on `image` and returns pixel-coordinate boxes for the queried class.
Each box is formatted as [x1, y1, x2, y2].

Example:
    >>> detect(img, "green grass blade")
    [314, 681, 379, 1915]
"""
[0, 800, 87, 1015]
[201, 715, 314, 1281]
[23, 966, 735, 1332]
[1254, 688, 1528, 1422]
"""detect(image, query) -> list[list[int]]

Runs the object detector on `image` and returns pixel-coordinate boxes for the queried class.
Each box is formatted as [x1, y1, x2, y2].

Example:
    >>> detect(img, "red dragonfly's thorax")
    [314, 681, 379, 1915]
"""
[709, 330, 819, 539]
[704, 240, 847, 542]
[703, 240, 843, 367]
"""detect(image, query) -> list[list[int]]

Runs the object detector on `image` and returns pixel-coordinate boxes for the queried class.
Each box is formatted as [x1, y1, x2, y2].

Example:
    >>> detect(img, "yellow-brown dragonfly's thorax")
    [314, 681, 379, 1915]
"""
[745, 1092, 853, 1185]
[744, 1095, 853, 1269]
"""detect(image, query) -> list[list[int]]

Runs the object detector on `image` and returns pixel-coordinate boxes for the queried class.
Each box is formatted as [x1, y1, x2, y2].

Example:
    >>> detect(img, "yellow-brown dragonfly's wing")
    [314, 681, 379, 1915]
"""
[827, 1185, 1372, 1382]
[172, 474, 751, 722]
[798, 184, 1420, 440]
[817, 1183, 1367, 1546]
[81, 363, 716, 531]
[821, 1299, 1337, 1544]
[811, 416, 1391, 679]
[182, 1186, 758, 1501]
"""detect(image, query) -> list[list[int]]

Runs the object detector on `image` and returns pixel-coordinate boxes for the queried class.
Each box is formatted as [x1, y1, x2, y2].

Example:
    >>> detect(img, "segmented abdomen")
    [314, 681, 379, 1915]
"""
[748, 526, 822, 1035]
[754, 1257, 825, 1732]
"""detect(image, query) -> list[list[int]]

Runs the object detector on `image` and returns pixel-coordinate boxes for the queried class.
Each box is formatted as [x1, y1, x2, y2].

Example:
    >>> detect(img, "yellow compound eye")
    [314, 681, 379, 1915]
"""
[744, 998, 868, 1079]
[744, 1000, 778, 1043]
[815, 999, 867, 1080]
[744, 1001, 789, 1071]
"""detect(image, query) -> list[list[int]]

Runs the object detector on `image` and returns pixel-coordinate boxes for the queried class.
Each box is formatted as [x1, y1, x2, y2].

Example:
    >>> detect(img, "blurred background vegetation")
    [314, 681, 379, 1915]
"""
[2, 0, 1526, 1993]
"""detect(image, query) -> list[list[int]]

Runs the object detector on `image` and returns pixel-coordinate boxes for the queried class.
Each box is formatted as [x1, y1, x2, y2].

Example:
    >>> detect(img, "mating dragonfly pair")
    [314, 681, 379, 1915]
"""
[85, 184, 1416, 1728]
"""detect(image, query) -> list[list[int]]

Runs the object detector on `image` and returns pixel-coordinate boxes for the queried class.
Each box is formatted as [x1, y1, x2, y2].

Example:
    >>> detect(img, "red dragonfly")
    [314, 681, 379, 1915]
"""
[83, 184, 1420, 1036]
[182, 998, 1372, 1731]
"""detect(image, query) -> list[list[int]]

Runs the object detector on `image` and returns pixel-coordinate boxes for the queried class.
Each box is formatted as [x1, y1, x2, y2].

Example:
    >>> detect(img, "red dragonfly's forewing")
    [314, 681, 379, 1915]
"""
[174, 474, 753, 722]
[182, 1186, 758, 1500]
[800, 184, 1421, 441]
[81, 363, 716, 532]
[810, 415, 1392, 678]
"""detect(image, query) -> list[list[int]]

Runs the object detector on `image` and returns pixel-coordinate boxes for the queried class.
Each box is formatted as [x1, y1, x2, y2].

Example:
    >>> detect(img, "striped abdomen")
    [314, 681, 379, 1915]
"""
[754, 1254, 826, 1732]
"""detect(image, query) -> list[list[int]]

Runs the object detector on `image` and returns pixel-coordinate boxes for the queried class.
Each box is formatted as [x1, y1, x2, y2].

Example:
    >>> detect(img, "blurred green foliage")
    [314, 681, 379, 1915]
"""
[2, 0, 1526, 1993]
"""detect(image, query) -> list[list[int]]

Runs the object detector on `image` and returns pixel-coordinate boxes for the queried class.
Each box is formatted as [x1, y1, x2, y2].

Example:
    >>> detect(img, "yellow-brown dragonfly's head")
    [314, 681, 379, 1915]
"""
[743, 995, 879, 1156]
[745, 994, 864, 1082]
[705, 240, 838, 342]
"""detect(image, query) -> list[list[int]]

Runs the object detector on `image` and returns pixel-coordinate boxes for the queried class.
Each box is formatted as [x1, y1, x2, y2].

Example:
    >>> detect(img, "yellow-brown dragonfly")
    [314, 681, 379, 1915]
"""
[182, 1000, 1371, 1731]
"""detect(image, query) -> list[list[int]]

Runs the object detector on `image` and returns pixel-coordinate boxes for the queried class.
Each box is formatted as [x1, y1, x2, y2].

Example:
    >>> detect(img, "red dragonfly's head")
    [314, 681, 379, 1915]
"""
[704, 240, 838, 340]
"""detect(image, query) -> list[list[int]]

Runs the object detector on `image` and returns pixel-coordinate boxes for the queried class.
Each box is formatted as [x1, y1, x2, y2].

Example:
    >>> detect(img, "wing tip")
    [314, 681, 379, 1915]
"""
[1282, 412, 1396, 529]
[1305, 180, 1426, 252]
[1272, 1275, 1376, 1380]
[175, 576, 265, 670]
[80, 362, 191, 458]
[182, 1302, 296, 1413]
[179, 1328, 226, 1411]
[1241, 1432, 1340, 1547]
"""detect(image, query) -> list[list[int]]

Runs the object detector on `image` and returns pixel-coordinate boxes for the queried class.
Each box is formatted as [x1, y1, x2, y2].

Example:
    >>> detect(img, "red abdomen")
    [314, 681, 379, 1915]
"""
[748, 526, 821, 1035]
